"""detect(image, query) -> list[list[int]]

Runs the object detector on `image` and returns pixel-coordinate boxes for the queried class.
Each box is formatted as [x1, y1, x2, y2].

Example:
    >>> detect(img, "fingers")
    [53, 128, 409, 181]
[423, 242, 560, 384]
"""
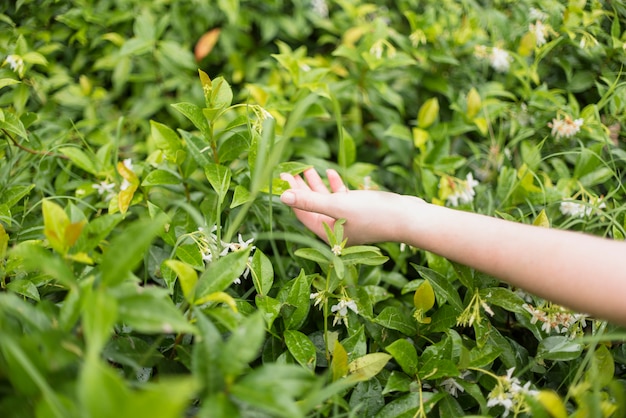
[327, 169, 348, 193]
[303, 168, 330, 194]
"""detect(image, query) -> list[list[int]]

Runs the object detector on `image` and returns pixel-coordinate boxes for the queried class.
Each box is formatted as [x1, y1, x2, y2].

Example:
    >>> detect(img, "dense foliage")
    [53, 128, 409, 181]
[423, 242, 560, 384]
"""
[1, 0, 626, 416]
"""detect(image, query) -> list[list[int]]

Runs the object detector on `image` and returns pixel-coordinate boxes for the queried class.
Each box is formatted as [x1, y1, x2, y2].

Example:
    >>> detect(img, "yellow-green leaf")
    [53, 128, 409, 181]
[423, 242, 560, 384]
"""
[165, 259, 198, 303]
[536, 390, 568, 418]
[43, 199, 70, 254]
[347, 353, 391, 382]
[417, 97, 439, 129]
[412, 127, 429, 149]
[466, 88, 481, 119]
[0, 223, 8, 259]
[331, 341, 349, 382]
[533, 209, 550, 228]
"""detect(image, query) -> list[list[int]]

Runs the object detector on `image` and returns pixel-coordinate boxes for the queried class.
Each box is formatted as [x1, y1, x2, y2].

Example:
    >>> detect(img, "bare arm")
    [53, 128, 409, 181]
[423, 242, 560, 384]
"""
[280, 169, 626, 325]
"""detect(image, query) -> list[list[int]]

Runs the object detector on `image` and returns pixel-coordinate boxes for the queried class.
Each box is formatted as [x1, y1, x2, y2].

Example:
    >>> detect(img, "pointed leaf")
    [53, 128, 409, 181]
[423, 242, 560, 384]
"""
[385, 339, 418, 376]
[347, 353, 391, 382]
[100, 215, 166, 287]
[195, 248, 250, 298]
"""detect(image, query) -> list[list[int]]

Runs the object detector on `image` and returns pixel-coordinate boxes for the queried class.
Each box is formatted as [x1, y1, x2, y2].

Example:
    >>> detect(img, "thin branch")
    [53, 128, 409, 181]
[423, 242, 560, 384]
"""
[1, 128, 69, 160]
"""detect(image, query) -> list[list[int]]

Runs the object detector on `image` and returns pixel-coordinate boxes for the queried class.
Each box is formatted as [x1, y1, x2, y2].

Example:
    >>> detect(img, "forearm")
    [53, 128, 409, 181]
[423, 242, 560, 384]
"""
[395, 198, 626, 325]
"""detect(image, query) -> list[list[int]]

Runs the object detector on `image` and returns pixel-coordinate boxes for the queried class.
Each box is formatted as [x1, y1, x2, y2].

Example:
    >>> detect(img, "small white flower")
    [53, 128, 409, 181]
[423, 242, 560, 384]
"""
[441, 378, 465, 398]
[225, 234, 255, 252]
[4, 55, 24, 76]
[529, 7, 548, 22]
[548, 116, 583, 139]
[123, 158, 133, 171]
[447, 173, 479, 207]
[370, 41, 384, 59]
[331, 298, 359, 326]
[92, 181, 116, 200]
[529, 20, 549, 46]
[331, 244, 342, 256]
[310, 0, 329, 18]
[489, 47, 512, 73]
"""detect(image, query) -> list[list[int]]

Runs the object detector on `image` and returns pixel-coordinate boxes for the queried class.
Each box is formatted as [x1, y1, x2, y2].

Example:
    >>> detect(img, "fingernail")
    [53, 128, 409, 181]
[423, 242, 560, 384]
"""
[280, 191, 296, 205]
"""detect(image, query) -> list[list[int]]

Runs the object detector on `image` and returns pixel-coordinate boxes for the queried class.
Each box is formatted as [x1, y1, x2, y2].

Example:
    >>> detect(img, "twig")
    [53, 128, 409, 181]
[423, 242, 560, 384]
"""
[1, 128, 69, 160]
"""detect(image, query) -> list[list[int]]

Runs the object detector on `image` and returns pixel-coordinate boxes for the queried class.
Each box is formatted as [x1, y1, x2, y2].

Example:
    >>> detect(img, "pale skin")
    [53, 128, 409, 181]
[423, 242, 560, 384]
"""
[280, 168, 626, 326]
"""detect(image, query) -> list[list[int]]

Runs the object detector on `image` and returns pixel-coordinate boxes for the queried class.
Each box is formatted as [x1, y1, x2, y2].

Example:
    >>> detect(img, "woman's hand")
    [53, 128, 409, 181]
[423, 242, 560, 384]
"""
[280, 168, 423, 245]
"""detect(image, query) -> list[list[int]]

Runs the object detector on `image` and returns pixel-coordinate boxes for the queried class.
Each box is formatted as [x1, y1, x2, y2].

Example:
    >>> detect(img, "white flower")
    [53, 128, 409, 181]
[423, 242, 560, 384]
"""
[225, 233, 255, 252]
[370, 41, 384, 59]
[4, 55, 24, 76]
[310, 0, 328, 18]
[310, 292, 325, 308]
[548, 115, 583, 139]
[441, 378, 465, 398]
[331, 298, 359, 326]
[447, 173, 479, 207]
[487, 368, 538, 417]
[489, 47, 512, 73]
[331, 244, 342, 256]
[560, 198, 604, 218]
[487, 394, 514, 417]
[123, 158, 133, 171]
[529, 7, 548, 22]
[529, 20, 549, 46]
[92, 181, 116, 200]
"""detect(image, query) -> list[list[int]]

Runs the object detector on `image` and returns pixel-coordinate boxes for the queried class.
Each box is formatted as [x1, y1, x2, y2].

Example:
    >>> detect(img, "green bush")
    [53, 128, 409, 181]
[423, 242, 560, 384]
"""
[1, 0, 626, 416]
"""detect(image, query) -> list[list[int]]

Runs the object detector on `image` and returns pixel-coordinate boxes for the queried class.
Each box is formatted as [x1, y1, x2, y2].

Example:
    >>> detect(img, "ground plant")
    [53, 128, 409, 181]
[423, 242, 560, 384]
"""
[1, 0, 626, 416]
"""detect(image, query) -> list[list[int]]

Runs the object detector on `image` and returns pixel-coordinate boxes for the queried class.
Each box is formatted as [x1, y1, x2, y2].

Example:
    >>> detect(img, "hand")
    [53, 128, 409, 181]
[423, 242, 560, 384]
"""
[280, 168, 423, 245]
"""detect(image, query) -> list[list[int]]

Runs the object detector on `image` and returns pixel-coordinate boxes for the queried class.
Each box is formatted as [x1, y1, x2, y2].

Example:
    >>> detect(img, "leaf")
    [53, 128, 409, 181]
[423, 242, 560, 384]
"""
[171, 102, 211, 139]
[332, 341, 349, 381]
[413, 279, 435, 323]
[374, 306, 418, 336]
[294, 247, 329, 265]
[116, 160, 139, 215]
[466, 87, 481, 119]
[117, 291, 196, 335]
[536, 336, 584, 361]
[585, 344, 614, 387]
[194, 28, 221, 61]
[536, 390, 568, 418]
[255, 295, 283, 330]
[230, 185, 253, 208]
[141, 169, 181, 187]
[221, 312, 266, 379]
[0, 109, 28, 139]
[385, 339, 418, 376]
[0, 78, 20, 90]
[533, 209, 550, 228]
[82, 290, 118, 358]
[282, 270, 312, 330]
[1, 184, 34, 208]
[195, 248, 250, 298]
[347, 353, 391, 382]
[42, 199, 70, 254]
[284, 330, 316, 370]
[480, 287, 526, 314]
[0, 222, 7, 259]
[58, 147, 99, 175]
[164, 259, 198, 303]
[204, 162, 231, 203]
[6, 279, 40, 301]
[417, 97, 439, 128]
[249, 249, 273, 296]
[99, 215, 166, 287]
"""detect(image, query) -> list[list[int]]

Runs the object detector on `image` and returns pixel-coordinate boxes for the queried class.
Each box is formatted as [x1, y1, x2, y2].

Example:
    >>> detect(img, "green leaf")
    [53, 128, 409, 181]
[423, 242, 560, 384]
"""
[249, 249, 273, 296]
[83, 289, 118, 358]
[100, 215, 166, 287]
[585, 344, 614, 387]
[347, 353, 391, 382]
[1, 184, 34, 208]
[0, 109, 28, 139]
[195, 248, 250, 298]
[0, 78, 20, 90]
[385, 339, 418, 376]
[230, 185, 253, 208]
[221, 312, 266, 379]
[294, 247, 330, 265]
[150, 120, 181, 157]
[204, 162, 231, 203]
[480, 287, 526, 314]
[374, 306, 418, 336]
[117, 290, 196, 335]
[536, 336, 584, 361]
[164, 259, 198, 303]
[58, 147, 99, 175]
[282, 270, 312, 330]
[172, 102, 211, 139]
[141, 169, 181, 187]
[192, 312, 225, 394]
[255, 295, 283, 330]
[533, 209, 550, 228]
[284, 330, 316, 370]
[180, 130, 212, 167]
[10, 242, 77, 289]
[6, 279, 40, 301]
